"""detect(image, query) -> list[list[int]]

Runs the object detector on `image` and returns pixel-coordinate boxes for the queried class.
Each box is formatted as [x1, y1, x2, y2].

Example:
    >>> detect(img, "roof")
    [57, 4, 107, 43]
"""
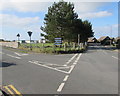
[87, 37, 97, 42]
[115, 37, 120, 41]
[98, 36, 110, 41]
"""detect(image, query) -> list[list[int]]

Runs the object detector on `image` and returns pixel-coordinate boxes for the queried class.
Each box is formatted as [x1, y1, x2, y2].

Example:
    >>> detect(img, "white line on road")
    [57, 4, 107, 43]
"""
[57, 83, 65, 92]
[29, 61, 69, 74]
[102, 50, 107, 54]
[6, 54, 21, 59]
[56, 53, 82, 93]
[14, 52, 28, 56]
[64, 53, 78, 66]
[32, 60, 65, 67]
[0, 52, 4, 54]
[63, 75, 69, 82]
[112, 56, 119, 60]
[14, 52, 22, 56]
[68, 53, 82, 74]
[57, 66, 70, 69]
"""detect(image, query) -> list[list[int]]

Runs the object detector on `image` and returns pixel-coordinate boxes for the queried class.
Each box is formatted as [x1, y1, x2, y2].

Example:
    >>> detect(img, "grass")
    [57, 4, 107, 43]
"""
[18, 43, 87, 54]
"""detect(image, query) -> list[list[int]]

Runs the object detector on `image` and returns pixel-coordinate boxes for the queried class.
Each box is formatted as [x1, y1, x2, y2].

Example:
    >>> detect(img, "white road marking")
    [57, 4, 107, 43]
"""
[68, 53, 82, 74]
[6, 54, 21, 59]
[0, 52, 4, 54]
[64, 53, 78, 66]
[73, 62, 77, 65]
[112, 56, 119, 60]
[57, 66, 70, 69]
[63, 75, 69, 82]
[32, 60, 65, 67]
[14, 52, 21, 56]
[102, 50, 107, 54]
[29, 61, 69, 74]
[14, 52, 28, 56]
[68, 65, 75, 74]
[57, 83, 65, 92]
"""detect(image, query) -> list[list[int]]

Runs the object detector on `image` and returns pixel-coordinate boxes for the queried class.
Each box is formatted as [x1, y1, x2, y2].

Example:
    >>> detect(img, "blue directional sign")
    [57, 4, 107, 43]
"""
[54, 38, 62, 45]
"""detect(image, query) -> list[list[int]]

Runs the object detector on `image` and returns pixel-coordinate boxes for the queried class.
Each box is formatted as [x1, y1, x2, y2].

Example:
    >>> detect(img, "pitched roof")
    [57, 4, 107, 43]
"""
[98, 36, 110, 41]
[115, 37, 120, 41]
[87, 37, 97, 42]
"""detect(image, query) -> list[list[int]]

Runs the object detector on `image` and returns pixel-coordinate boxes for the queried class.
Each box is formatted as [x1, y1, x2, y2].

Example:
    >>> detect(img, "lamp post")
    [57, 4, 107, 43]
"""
[27, 31, 32, 50]
[17, 33, 20, 47]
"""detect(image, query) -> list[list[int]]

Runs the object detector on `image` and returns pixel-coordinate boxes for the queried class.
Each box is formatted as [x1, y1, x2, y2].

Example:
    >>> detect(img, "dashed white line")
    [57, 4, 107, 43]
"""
[68, 65, 75, 74]
[14, 52, 28, 56]
[63, 75, 69, 82]
[112, 56, 119, 60]
[6, 54, 21, 59]
[73, 62, 77, 65]
[14, 52, 22, 56]
[68, 53, 82, 74]
[57, 53, 82, 93]
[102, 50, 107, 54]
[0, 52, 4, 54]
[57, 83, 65, 92]
[64, 53, 78, 66]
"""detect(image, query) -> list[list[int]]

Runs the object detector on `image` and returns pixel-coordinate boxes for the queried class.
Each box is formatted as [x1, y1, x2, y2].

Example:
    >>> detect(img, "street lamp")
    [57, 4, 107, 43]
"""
[27, 31, 32, 50]
[17, 33, 20, 47]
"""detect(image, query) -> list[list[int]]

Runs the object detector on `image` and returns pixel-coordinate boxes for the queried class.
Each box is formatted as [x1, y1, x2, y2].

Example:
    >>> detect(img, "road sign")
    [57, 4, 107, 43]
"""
[27, 31, 32, 37]
[55, 38, 62, 45]
[17, 34, 20, 37]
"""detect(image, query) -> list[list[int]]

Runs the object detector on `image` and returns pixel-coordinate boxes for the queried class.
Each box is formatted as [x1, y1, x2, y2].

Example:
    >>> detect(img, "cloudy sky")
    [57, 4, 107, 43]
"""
[0, 0, 119, 40]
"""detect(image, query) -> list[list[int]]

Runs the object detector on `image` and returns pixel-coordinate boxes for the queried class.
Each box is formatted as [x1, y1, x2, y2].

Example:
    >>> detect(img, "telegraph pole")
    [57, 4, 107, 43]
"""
[17, 33, 20, 47]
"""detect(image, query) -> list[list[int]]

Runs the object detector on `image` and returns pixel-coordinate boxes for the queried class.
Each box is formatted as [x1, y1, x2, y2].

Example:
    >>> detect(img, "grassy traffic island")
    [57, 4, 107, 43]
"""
[18, 43, 87, 54]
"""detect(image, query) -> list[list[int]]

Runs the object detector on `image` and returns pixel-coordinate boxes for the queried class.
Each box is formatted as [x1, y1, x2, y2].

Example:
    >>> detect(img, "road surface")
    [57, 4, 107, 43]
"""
[0, 46, 118, 95]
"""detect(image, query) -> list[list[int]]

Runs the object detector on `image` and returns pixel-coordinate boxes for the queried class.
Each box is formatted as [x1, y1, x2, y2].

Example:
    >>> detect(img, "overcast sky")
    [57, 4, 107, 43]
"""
[0, 0, 119, 40]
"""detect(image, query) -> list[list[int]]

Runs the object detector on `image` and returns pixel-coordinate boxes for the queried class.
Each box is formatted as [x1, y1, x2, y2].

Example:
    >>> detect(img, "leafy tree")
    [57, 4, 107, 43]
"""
[41, 0, 94, 43]
[80, 20, 94, 43]
[41, 0, 78, 42]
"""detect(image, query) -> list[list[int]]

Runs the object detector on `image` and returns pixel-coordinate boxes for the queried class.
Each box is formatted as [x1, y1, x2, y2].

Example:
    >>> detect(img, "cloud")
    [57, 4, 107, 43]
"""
[1, 1, 118, 13]
[74, 2, 105, 13]
[0, 13, 43, 40]
[93, 24, 118, 38]
[0, 14, 40, 27]
[1, 2, 52, 12]
[78, 11, 112, 19]
[1, 0, 119, 2]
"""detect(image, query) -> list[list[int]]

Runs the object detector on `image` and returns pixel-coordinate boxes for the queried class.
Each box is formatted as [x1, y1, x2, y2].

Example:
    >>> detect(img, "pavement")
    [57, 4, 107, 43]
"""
[0, 46, 119, 95]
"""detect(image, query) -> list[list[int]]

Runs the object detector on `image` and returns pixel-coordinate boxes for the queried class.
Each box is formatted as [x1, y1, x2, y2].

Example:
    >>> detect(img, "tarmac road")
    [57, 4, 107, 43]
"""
[0, 46, 118, 95]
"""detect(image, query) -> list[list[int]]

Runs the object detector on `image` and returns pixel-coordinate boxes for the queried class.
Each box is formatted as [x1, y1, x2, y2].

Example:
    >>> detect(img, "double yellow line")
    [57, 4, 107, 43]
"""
[3, 85, 22, 96]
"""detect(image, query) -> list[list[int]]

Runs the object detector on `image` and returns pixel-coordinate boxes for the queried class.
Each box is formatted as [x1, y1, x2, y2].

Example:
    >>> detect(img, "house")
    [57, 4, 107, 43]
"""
[98, 36, 111, 45]
[87, 37, 98, 43]
[87, 37, 100, 46]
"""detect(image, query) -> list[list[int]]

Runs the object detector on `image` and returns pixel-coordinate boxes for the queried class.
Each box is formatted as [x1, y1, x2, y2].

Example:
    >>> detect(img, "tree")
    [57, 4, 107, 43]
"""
[41, 0, 94, 43]
[41, 0, 78, 42]
[81, 20, 94, 43]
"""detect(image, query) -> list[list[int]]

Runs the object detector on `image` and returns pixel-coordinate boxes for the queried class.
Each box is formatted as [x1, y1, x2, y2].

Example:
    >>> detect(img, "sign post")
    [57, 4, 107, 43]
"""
[54, 38, 62, 52]
[54, 38, 62, 45]
[17, 33, 20, 47]
[27, 31, 32, 50]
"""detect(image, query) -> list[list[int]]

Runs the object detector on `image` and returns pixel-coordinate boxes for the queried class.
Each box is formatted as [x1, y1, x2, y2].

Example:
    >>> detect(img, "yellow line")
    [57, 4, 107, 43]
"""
[8, 85, 22, 96]
[4, 86, 15, 96]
